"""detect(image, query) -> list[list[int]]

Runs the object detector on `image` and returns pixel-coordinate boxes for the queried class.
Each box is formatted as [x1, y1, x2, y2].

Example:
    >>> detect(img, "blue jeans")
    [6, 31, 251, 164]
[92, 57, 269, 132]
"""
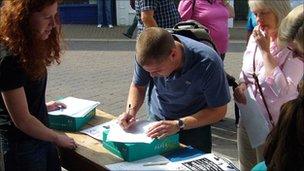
[97, 0, 113, 25]
[3, 138, 61, 171]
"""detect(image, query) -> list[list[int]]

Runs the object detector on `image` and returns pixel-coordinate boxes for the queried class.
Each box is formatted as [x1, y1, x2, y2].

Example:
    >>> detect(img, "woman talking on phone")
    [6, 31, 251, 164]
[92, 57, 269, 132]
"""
[233, 0, 303, 170]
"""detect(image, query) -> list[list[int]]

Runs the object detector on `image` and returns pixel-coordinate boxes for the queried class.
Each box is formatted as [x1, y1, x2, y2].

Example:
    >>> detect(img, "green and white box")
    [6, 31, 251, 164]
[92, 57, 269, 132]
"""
[103, 129, 180, 162]
[48, 97, 100, 132]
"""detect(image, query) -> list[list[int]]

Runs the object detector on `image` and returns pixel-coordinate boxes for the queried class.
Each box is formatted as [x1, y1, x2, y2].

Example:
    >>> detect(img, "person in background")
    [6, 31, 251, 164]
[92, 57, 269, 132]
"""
[278, 4, 304, 63]
[246, 10, 257, 44]
[246, 0, 302, 44]
[135, 0, 181, 34]
[97, 0, 114, 28]
[178, 0, 235, 60]
[123, 0, 138, 39]
[290, 0, 303, 8]
[252, 80, 304, 171]
[252, 7, 304, 169]
[118, 27, 230, 153]
[173, 0, 180, 8]
[233, 0, 303, 170]
[0, 0, 77, 170]
[123, 16, 138, 39]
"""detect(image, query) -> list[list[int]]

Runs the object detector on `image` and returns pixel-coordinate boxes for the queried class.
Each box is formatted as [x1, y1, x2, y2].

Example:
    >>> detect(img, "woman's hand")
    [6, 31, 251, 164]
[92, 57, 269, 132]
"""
[252, 26, 271, 54]
[54, 133, 77, 150]
[146, 120, 179, 139]
[233, 83, 247, 104]
[46, 101, 66, 112]
[252, 25, 278, 76]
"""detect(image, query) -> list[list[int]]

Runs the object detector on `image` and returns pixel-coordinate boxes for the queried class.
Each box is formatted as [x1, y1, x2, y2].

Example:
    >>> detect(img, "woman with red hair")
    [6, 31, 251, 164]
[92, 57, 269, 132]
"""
[0, 0, 76, 170]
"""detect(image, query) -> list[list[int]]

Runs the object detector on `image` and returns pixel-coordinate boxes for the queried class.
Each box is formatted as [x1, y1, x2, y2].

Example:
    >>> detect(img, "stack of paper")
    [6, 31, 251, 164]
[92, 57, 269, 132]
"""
[106, 120, 156, 144]
[48, 97, 100, 117]
[80, 120, 157, 142]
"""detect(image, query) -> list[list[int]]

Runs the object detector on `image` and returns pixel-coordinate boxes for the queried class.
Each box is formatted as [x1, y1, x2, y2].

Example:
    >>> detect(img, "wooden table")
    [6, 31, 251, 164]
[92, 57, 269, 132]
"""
[59, 110, 123, 171]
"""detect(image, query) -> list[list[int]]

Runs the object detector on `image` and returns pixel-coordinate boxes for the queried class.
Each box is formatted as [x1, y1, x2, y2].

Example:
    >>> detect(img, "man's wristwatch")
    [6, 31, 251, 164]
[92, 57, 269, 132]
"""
[177, 119, 185, 131]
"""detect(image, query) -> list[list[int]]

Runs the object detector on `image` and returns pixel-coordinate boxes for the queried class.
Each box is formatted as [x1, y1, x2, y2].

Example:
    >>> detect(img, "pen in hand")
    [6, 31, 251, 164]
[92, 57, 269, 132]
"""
[128, 104, 132, 114]
[120, 104, 135, 129]
[128, 104, 135, 123]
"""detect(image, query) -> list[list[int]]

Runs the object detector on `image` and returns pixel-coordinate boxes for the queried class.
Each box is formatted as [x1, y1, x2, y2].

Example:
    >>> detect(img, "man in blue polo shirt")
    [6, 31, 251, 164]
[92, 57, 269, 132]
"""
[119, 27, 230, 153]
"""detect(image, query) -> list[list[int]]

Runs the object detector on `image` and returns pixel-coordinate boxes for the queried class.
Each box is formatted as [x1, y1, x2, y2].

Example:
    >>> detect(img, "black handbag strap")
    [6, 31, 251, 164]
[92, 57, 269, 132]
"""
[252, 45, 275, 127]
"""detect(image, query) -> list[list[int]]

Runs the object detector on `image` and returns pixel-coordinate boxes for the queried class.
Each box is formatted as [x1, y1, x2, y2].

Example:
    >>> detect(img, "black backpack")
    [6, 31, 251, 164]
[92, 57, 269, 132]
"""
[167, 20, 218, 54]
[168, 20, 240, 125]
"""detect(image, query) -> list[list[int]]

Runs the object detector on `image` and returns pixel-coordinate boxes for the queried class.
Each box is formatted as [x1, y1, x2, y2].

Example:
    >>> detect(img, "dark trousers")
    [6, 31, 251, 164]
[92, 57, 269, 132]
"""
[150, 114, 212, 153]
[4, 139, 61, 171]
[179, 125, 211, 153]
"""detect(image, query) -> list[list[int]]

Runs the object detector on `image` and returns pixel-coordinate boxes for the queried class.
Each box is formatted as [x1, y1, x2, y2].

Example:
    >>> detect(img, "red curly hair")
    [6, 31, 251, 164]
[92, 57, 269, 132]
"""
[0, 0, 62, 79]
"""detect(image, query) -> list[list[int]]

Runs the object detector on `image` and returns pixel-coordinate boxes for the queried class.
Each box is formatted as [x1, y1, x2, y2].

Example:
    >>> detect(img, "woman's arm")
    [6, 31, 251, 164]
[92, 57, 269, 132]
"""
[1, 87, 77, 149]
[253, 27, 303, 96]
[252, 27, 278, 77]
[178, 0, 194, 20]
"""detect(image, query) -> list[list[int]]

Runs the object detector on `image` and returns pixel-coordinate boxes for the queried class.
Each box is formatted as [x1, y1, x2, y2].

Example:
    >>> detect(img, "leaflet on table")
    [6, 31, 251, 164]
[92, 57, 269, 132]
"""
[48, 97, 100, 117]
[80, 120, 116, 140]
[105, 155, 172, 170]
[167, 153, 239, 171]
[106, 120, 157, 144]
[236, 86, 270, 148]
[106, 152, 239, 171]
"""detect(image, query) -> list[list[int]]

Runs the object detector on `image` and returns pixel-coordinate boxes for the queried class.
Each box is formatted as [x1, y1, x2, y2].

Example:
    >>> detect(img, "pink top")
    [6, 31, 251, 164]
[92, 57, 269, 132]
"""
[240, 35, 304, 125]
[178, 0, 229, 54]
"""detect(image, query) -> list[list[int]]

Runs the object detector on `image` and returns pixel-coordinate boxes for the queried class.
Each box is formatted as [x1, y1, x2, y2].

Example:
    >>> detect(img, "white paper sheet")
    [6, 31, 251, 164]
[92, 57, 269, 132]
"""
[48, 97, 100, 117]
[80, 120, 116, 140]
[106, 120, 156, 144]
[105, 155, 172, 171]
[168, 153, 239, 171]
[236, 87, 270, 148]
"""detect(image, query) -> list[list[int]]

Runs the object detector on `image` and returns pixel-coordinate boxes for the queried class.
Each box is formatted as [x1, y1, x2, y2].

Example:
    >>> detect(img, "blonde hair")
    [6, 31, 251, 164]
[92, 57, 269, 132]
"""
[136, 27, 175, 66]
[278, 4, 304, 52]
[248, 0, 291, 27]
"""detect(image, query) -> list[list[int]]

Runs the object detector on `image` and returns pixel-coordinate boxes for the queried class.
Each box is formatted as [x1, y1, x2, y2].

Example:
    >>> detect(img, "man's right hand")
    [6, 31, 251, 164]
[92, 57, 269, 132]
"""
[118, 112, 136, 130]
